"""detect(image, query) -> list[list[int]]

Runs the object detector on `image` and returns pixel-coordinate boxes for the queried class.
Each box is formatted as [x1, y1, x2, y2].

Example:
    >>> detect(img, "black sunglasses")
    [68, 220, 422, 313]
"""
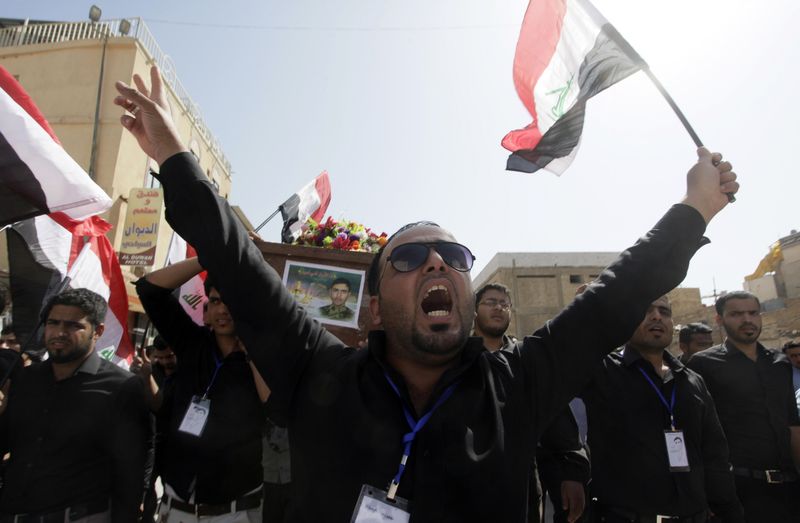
[386, 242, 475, 273]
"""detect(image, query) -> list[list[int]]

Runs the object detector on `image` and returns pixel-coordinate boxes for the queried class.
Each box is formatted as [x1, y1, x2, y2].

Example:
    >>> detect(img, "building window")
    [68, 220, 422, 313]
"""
[569, 275, 584, 284]
[211, 179, 220, 193]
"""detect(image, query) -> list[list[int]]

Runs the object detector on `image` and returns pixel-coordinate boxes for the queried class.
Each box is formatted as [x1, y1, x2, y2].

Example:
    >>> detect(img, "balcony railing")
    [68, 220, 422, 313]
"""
[0, 18, 231, 174]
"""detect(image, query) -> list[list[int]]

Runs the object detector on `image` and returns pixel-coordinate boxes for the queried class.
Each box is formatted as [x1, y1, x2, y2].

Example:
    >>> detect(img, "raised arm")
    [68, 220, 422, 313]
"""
[523, 148, 738, 427]
[117, 66, 345, 397]
[135, 258, 208, 358]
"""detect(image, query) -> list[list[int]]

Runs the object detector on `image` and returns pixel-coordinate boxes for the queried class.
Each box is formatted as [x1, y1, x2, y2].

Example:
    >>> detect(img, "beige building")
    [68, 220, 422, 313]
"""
[473, 252, 618, 339]
[0, 16, 233, 314]
[473, 252, 715, 353]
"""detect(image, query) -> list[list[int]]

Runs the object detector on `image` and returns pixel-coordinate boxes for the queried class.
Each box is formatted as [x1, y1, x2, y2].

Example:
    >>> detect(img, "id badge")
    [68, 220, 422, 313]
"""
[350, 484, 410, 523]
[664, 430, 690, 471]
[178, 395, 211, 437]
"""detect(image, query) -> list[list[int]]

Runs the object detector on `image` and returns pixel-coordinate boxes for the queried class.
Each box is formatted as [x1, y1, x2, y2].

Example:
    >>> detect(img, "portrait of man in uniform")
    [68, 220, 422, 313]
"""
[282, 261, 364, 328]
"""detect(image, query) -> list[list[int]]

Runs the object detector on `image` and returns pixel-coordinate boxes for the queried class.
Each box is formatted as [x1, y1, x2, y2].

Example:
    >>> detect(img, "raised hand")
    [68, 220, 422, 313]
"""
[114, 65, 188, 165]
[681, 147, 739, 224]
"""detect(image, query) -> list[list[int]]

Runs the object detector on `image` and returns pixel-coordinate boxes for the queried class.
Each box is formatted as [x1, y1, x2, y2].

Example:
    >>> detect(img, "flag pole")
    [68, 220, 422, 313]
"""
[254, 208, 280, 234]
[642, 66, 735, 202]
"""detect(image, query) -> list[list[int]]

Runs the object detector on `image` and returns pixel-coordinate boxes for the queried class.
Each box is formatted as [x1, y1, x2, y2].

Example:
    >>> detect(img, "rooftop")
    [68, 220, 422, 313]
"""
[0, 16, 231, 174]
[473, 251, 620, 287]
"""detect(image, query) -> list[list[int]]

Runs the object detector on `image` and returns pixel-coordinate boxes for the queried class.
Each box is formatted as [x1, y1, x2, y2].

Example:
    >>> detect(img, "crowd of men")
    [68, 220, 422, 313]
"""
[0, 65, 798, 523]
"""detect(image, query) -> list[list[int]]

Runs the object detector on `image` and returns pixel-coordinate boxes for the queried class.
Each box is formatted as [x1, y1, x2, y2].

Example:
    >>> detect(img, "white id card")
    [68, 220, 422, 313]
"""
[664, 430, 690, 471]
[350, 485, 410, 523]
[178, 396, 211, 437]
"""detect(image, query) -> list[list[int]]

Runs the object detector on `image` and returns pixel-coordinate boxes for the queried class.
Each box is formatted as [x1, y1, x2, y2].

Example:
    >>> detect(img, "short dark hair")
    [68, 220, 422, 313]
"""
[152, 335, 170, 351]
[1, 323, 14, 336]
[42, 288, 107, 328]
[715, 291, 760, 315]
[203, 275, 217, 298]
[678, 322, 712, 344]
[782, 340, 800, 353]
[475, 283, 511, 308]
[366, 221, 441, 296]
[330, 278, 351, 292]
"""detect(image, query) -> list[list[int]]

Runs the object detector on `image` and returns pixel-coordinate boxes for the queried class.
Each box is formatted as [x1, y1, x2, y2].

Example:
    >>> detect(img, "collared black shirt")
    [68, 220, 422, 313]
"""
[580, 348, 743, 520]
[136, 278, 266, 504]
[0, 352, 150, 521]
[499, 336, 590, 485]
[688, 341, 800, 470]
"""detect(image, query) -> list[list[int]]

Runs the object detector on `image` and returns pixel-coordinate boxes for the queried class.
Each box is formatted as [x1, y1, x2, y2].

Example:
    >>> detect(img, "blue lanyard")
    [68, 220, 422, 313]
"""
[202, 349, 224, 400]
[637, 365, 677, 430]
[383, 373, 458, 500]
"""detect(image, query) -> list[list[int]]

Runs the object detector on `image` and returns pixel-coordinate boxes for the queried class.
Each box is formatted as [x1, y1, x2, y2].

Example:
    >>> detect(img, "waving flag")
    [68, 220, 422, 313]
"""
[279, 171, 331, 243]
[3, 65, 131, 365]
[165, 231, 207, 326]
[0, 65, 111, 225]
[9, 215, 134, 365]
[502, 0, 645, 174]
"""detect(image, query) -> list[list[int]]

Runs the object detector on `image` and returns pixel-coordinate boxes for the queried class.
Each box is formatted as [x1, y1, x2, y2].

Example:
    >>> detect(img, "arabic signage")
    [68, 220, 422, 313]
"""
[119, 188, 163, 266]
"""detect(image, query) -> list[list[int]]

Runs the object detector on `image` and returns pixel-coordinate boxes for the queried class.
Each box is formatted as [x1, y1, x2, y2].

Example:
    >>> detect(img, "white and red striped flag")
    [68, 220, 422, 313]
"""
[279, 171, 331, 243]
[502, 0, 644, 174]
[2, 64, 132, 365]
[165, 231, 207, 326]
[0, 65, 111, 225]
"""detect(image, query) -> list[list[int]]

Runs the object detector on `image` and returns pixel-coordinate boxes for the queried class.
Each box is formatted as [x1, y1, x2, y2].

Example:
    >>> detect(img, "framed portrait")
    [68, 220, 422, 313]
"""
[282, 261, 366, 329]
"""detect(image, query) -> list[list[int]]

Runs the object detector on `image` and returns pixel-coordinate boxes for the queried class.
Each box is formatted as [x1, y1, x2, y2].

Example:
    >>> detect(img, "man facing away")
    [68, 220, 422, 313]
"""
[688, 291, 800, 523]
[678, 322, 714, 364]
[0, 288, 151, 522]
[473, 283, 589, 523]
[114, 65, 738, 522]
[136, 259, 271, 522]
[580, 295, 743, 522]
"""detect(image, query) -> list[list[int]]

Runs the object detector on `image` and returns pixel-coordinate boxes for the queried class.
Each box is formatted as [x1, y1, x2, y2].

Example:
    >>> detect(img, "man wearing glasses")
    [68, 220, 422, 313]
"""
[115, 66, 739, 523]
[473, 283, 589, 523]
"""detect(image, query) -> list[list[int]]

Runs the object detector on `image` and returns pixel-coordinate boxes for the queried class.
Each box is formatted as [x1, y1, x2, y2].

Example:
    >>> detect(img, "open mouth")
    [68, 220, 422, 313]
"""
[421, 284, 453, 318]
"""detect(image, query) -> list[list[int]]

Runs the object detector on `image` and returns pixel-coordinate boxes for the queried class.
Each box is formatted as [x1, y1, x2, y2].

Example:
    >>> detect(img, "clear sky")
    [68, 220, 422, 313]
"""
[5, 1, 798, 302]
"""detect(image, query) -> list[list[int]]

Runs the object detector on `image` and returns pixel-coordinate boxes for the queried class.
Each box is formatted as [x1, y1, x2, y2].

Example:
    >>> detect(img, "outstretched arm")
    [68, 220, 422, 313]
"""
[524, 148, 739, 429]
[118, 66, 345, 404]
[144, 257, 203, 290]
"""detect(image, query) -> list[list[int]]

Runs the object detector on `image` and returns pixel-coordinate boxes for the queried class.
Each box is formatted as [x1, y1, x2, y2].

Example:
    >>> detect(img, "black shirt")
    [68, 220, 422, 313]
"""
[688, 341, 800, 470]
[156, 152, 711, 522]
[0, 352, 150, 521]
[580, 348, 743, 520]
[136, 278, 266, 503]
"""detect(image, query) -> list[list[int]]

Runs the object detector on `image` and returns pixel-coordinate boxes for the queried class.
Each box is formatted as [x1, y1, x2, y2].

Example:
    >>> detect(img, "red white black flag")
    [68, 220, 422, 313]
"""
[0, 65, 111, 226]
[279, 171, 332, 243]
[2, 65, 131, 365]
[165, 231, 207, 326]
[502, 0, 644, 174]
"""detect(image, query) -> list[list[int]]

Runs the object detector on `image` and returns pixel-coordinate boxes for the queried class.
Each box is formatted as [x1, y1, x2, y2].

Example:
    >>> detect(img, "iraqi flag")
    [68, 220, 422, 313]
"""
[165, 231, 207, 326]
[0, 65, 111, 226]
[8, 215, 134, 366]
[502, 0, 645, 174]
[279, 171, 331, 243]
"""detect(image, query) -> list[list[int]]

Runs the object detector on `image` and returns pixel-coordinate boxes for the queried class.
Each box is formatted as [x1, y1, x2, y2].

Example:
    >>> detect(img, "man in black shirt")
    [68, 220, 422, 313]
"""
[115, 66, 739, 522]
[0, 288, 151, 522]
[677, 322, 714, 364]
[473, 283, 589, 523]
[136, 258, 271, 521]
[688, 291, 800, 522]
[581, 295, 743, 522]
